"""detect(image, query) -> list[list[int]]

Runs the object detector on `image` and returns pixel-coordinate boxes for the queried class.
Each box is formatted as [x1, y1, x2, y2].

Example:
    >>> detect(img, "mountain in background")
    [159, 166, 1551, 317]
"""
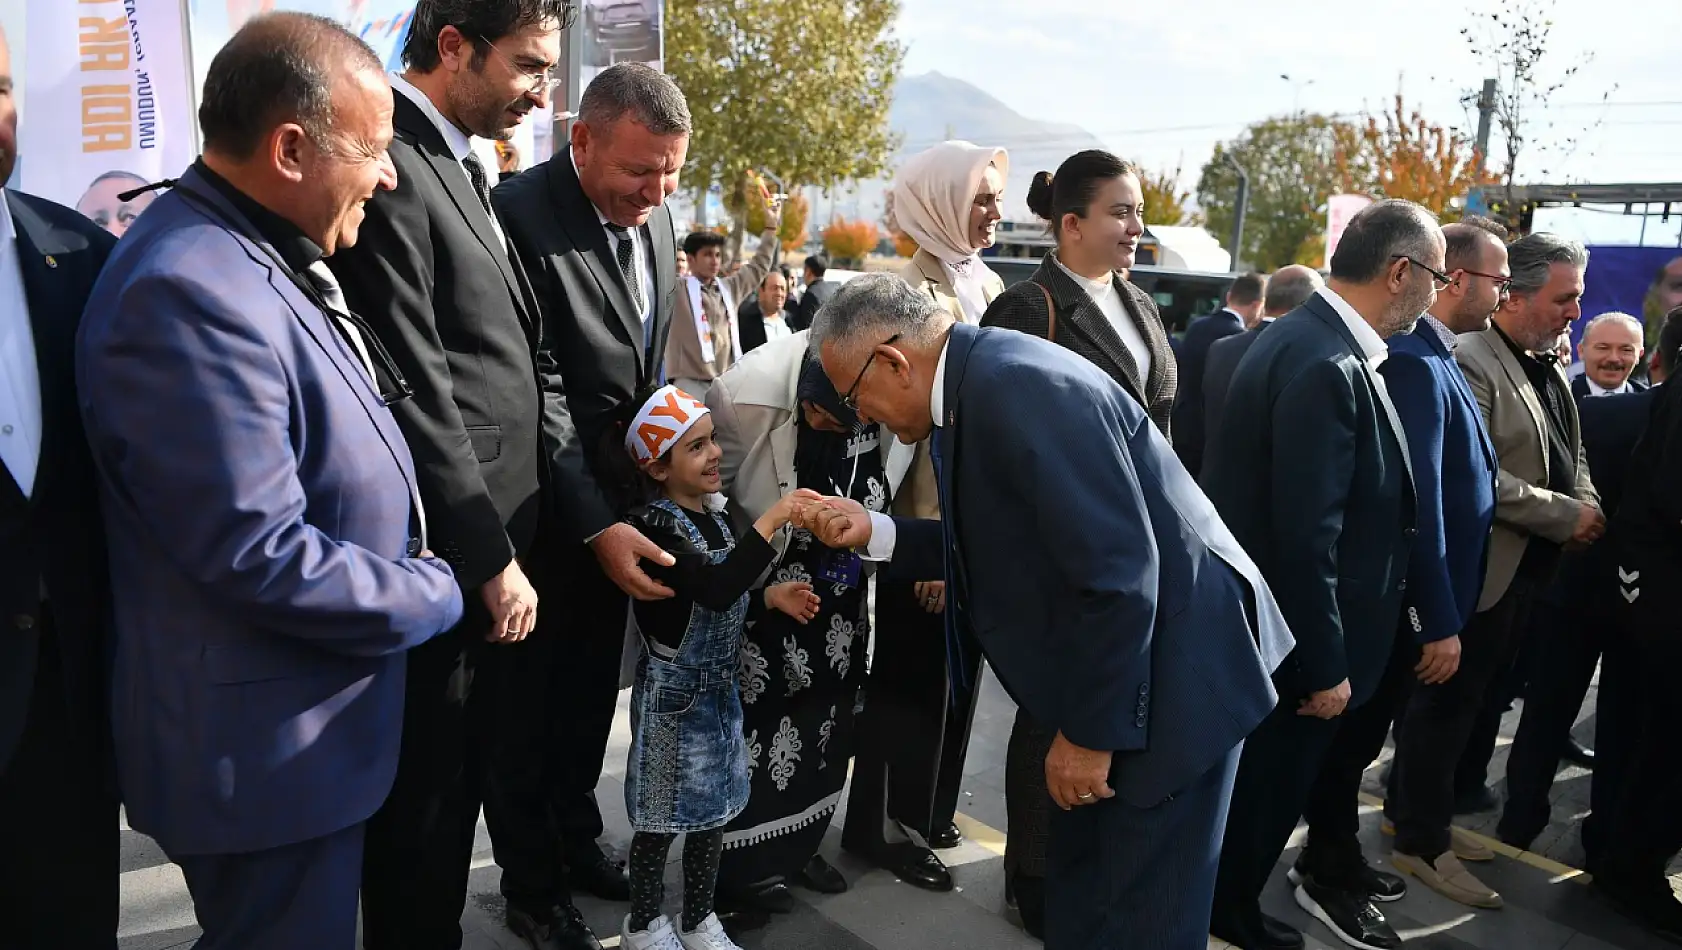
[811, 71, 1110, 228]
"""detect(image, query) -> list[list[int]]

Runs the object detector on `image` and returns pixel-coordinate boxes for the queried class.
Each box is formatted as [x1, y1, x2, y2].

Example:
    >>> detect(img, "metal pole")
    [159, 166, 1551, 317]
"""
[1474, 78, 1497, 174]
[1223, 152, 1249, 274]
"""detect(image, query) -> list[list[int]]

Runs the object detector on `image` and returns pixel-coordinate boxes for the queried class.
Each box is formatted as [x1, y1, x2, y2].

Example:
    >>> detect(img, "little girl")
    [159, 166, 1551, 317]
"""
[609, 385, 822, 950]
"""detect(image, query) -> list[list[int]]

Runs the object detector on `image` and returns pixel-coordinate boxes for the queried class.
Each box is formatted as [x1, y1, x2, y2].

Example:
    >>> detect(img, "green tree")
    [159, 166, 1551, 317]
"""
[1136, 162, 1199, 227]
[668, 0, 903, 255]
[1196, 114, 1353, 271]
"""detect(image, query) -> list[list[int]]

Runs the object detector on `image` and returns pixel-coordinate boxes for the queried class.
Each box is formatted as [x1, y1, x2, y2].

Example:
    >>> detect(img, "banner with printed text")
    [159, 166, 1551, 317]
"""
[16, 0, 195, 236]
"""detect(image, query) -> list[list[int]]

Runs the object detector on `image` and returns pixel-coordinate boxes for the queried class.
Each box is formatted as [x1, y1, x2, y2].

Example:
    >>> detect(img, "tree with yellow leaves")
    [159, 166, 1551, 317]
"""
[1136, 162, 1200, 227]
[1333, 95, 1501, 221]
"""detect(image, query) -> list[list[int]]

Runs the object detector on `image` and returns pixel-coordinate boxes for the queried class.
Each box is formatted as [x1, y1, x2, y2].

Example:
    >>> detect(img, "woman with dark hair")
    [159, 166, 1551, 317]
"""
[980, 149, 1178, 938]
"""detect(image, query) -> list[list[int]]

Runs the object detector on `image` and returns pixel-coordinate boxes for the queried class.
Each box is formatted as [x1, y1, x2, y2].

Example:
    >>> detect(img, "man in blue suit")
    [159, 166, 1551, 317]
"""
[1173, 271, 1266, 477]
[1203, 200, 1435, 950]
[76, 15, 463, 950]
[1369, 217, 1506, 908]
[802, 273, 1294, 949]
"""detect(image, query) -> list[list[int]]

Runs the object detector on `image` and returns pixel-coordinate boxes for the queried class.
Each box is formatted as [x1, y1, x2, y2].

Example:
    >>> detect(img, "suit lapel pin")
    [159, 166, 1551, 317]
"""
[43, 255, 57, 269]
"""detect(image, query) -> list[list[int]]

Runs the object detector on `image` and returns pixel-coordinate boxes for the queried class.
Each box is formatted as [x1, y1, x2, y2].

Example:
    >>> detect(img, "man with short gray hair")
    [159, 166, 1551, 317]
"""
[494, 61, 697, 945]
[1574, 311, 1647, 398]
[798, 273, 1292, 948]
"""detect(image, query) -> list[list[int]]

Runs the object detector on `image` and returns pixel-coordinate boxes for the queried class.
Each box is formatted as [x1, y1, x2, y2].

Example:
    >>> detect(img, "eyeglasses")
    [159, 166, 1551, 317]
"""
[474, 35, 561, 96]
[1459, 268, 1514, 295]
[1392, 255, 1454, 289]
[841, 333, 901, 412]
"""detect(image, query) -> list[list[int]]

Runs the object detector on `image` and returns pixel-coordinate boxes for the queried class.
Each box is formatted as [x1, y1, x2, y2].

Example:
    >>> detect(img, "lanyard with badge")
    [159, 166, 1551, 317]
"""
[813, 429, 867, 590]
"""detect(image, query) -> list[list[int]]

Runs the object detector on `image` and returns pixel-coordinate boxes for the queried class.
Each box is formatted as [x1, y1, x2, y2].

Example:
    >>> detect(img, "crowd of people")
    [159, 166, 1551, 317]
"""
[2, 3, 1680, 950]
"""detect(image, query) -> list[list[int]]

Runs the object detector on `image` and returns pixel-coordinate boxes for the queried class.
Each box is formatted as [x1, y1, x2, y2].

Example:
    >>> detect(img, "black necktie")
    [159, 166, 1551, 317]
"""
[461, 153, 494, 219]
[606, 223, 645, 315]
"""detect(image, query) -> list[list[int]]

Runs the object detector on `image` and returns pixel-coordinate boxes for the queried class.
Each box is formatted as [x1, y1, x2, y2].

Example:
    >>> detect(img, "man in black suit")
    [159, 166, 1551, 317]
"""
[0, 27, 119, 947]
[737, 265, 795, 354]
[1592, 304, 1682, 942]
[1498, 308, 1682, 861]
[1202, 264, 1323, 463]
[325, 2, 597, 948]
[1571, 311, 1647, 400]
[1173, 271, 1265, 476]
[789, 253, 837, 331]
[1204, 201, 1436, 950]
[492, 61, 696, 937]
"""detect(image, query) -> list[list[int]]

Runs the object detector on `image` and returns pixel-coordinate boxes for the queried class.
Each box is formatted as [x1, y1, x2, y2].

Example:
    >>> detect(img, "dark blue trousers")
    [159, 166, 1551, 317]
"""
[175, 821, 364, 950]
[1047, 744, 1242, 949]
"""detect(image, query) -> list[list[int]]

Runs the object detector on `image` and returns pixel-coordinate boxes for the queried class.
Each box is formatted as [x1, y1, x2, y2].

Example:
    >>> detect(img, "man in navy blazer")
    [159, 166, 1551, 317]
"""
[76, 17, 463, 950]
[802, 274, 1293, 949]
[0, 24, 121, 945]
[1367, 218, 1507, 907]
[1203, 201, 1436, 950]
[1173, 271, 1265, 477]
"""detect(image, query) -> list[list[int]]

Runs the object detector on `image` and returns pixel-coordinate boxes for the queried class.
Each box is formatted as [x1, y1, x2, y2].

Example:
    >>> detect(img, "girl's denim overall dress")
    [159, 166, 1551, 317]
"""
[624, 499, 752, 834]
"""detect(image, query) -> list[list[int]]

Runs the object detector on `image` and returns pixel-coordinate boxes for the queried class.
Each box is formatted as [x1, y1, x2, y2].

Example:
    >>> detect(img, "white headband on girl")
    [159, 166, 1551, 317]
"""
[626, 385, 710, 462]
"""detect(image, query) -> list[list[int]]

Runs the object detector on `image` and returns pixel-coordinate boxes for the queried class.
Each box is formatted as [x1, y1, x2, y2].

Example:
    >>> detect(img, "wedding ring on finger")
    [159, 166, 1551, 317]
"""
[1076, 791, 1095, 801]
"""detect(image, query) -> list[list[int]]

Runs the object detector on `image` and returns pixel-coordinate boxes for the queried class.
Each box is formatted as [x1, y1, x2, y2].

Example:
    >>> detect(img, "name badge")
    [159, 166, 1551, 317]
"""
[817, 550, 862, 590]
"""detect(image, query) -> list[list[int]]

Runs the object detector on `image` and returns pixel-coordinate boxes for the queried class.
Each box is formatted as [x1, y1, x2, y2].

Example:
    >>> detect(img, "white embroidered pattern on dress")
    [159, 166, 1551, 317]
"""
[817, 706, 837, 769]
[737, 639, 769, 705]
[864, 475, 886, 512]
[783, 634, 812, 696]
[769, 716, 802, 791]
[744, 728, 762, 777]
[825, 614, 855, 677]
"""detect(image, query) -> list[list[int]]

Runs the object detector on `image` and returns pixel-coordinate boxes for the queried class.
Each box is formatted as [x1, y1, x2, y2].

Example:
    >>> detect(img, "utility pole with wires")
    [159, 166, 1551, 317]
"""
[1473, 78, 1498, 174]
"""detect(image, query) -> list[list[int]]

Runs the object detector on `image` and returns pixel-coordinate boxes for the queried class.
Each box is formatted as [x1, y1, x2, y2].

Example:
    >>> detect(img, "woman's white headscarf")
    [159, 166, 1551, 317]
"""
[890, 141, 1010, 266]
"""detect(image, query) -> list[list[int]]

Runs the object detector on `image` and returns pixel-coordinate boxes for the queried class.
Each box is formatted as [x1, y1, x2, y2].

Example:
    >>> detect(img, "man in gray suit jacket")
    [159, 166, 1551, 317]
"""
[799, 274, 1293, 949]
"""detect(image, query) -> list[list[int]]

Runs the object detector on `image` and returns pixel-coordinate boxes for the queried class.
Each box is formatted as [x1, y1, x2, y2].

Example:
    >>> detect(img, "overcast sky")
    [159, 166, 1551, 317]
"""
[894, 0, 1682, 244]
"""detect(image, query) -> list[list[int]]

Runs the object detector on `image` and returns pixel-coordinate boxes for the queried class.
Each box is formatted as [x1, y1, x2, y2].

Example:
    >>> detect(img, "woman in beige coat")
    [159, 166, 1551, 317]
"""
[838, 141, 1008, 892]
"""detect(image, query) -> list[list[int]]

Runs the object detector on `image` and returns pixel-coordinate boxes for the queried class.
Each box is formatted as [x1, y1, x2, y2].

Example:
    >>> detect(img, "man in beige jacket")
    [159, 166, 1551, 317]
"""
[1386, 232, 1601, 905]
[666, 216, 780, 397]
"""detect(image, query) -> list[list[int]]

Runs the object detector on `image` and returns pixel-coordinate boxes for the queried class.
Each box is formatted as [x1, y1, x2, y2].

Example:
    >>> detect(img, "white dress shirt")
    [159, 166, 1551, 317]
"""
[1051, 253, 1151, 380]
[1316, 287, 1391, 406]
[390, 74, 506, 250]
[1586, 378, 1632, 397]
[0, 196, 41, 498]
[570, 146, 654, 331]
[1315, 287, 1389, 369]
[861, 336, 954, 560]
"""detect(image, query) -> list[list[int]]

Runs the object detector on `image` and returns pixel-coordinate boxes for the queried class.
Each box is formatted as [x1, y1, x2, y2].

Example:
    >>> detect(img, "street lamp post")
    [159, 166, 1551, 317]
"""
[1280, 73, 1315, 115]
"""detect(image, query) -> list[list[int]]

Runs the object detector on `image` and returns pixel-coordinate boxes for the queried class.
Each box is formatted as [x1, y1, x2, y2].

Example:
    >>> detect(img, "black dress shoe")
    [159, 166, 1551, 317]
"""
[1013, 873, 1046, 941]
[845, 841, 954, 892]
[506, 901, 603, 950]
[1452, 783, 1501, 815]
[565, 847, 631, 903]
[1288, 856, 1406, 903]
[1594, 872, 1682, 945]
[1294, 877, 1401, 950]
[929, 821, 964, 849]
[795, 855, 849, 894]
[717, 881, 796, 914]
[1564, 738, 1596, 769]
[1209, 912, 1303, 950]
